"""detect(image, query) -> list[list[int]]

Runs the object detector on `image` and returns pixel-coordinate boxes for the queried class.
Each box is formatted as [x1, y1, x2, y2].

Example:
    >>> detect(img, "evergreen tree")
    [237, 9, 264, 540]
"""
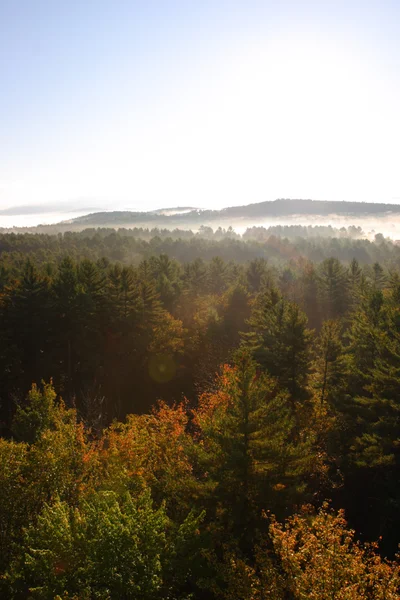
[149, 254, 182, 313]
[77, 259, 108, 393]
[312, 320, 346, 405]
[139, 259, 164, 324]
[246, 258, 272, 293]
[372, 261, 386, 290]
[194, 351, 316, 549]
[182, 257, 208, 297]
[331, 286, 400, 551]
[245, 289, 313, 403]
[0, 259, 51, 410]
[220, 284, 251, 349]
[299, 260, 321, 330]
[318, 257, 350, 320]
[107, 263, 141, 322]
[348, 257, 364, 311]
[51, 256, 82, 399]
[345, 288, 384, 393]
[208, 256, 228, 295]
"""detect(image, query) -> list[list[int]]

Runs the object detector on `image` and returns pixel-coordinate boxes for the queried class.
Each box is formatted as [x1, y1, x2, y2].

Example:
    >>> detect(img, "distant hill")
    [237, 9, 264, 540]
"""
[69, 199, 400, 226]
[219, 198, 400, 217]
[2, 199, 400, 234]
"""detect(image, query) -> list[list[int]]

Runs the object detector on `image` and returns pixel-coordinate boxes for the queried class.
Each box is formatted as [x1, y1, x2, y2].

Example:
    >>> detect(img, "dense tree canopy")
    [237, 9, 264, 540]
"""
[1, 225, 400, 598]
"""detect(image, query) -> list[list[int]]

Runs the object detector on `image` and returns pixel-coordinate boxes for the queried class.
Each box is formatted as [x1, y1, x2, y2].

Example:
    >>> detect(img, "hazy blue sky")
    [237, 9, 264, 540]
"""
[1, 1, 400, 224]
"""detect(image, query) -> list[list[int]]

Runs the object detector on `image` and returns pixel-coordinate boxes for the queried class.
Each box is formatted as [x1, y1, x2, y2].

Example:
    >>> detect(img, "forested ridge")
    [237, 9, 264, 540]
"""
[1, 227, 400, 598]
[4, 198, 400, 233]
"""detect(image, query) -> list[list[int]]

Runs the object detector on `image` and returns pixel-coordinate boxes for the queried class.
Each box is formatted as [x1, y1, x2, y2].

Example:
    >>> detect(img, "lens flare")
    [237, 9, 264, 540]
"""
[148, 354, 176, 383]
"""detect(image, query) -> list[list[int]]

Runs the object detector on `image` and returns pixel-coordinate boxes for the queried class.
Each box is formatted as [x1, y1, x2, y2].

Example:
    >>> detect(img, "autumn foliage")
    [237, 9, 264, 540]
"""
[1, 245, 400, 597]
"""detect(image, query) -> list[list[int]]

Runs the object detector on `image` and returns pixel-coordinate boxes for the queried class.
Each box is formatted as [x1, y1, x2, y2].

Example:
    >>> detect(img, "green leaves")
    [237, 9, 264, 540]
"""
[244, 288, 313, 403]
[12, 382, 59, 444]
[8, 490, 204, 600]
[194, 351, 317, 544]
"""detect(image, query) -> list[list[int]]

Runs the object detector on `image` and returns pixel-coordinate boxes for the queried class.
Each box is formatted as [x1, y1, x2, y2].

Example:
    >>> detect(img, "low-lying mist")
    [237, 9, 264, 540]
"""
[2, 207, 400, 241]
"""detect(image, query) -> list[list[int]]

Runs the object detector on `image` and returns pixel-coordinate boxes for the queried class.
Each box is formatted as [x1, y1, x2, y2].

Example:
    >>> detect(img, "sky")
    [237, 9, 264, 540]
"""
[1, 0, 400, 226]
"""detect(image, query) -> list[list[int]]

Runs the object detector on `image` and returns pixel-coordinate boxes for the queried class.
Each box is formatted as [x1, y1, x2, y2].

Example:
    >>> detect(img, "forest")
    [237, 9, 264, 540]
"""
[1, 226, 400, 598]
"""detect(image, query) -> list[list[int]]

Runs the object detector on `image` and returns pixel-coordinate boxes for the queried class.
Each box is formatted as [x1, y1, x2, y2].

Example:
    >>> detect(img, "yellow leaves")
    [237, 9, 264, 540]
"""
[99, 401, 197, 508]
[266, 504, 400, 599]
[148, 312, 186, 355]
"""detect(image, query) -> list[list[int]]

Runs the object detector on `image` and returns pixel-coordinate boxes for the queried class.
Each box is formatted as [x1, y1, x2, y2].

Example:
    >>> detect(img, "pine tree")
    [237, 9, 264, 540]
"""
[372, 261, 386, 290]
[279, 265, 297, 302]
[194, 350, 316, 549]
[0, 259, 51, 404]
[299, 260, 321, 330]
[220, 284, 251, 349]
[245, 289, 313, 403]
[348, 257, 363, 311]
[138, 259, 164, 325]
[50, 257, 82, 397]
[208, 256, 228, 295]
[149, 254, 182, 313]
[318, 257, 350, 320]
[345, 288, 384, 393]
[77, 259, 108, 393]
[107, 263, 141, 322]
[312, 320, 346, 405]
[182, 258, 208, 297]
[333, 286, 400, 550]
[246, 258, 272, 293]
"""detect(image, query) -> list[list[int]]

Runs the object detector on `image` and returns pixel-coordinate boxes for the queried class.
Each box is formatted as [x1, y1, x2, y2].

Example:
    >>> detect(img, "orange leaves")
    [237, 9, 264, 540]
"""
[214, 505, 400, 599]
[195, 389, 230, 426]
[193, 364, 234, 427]
[100, 401, 198, 512]
[267, 503, 400, 599]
